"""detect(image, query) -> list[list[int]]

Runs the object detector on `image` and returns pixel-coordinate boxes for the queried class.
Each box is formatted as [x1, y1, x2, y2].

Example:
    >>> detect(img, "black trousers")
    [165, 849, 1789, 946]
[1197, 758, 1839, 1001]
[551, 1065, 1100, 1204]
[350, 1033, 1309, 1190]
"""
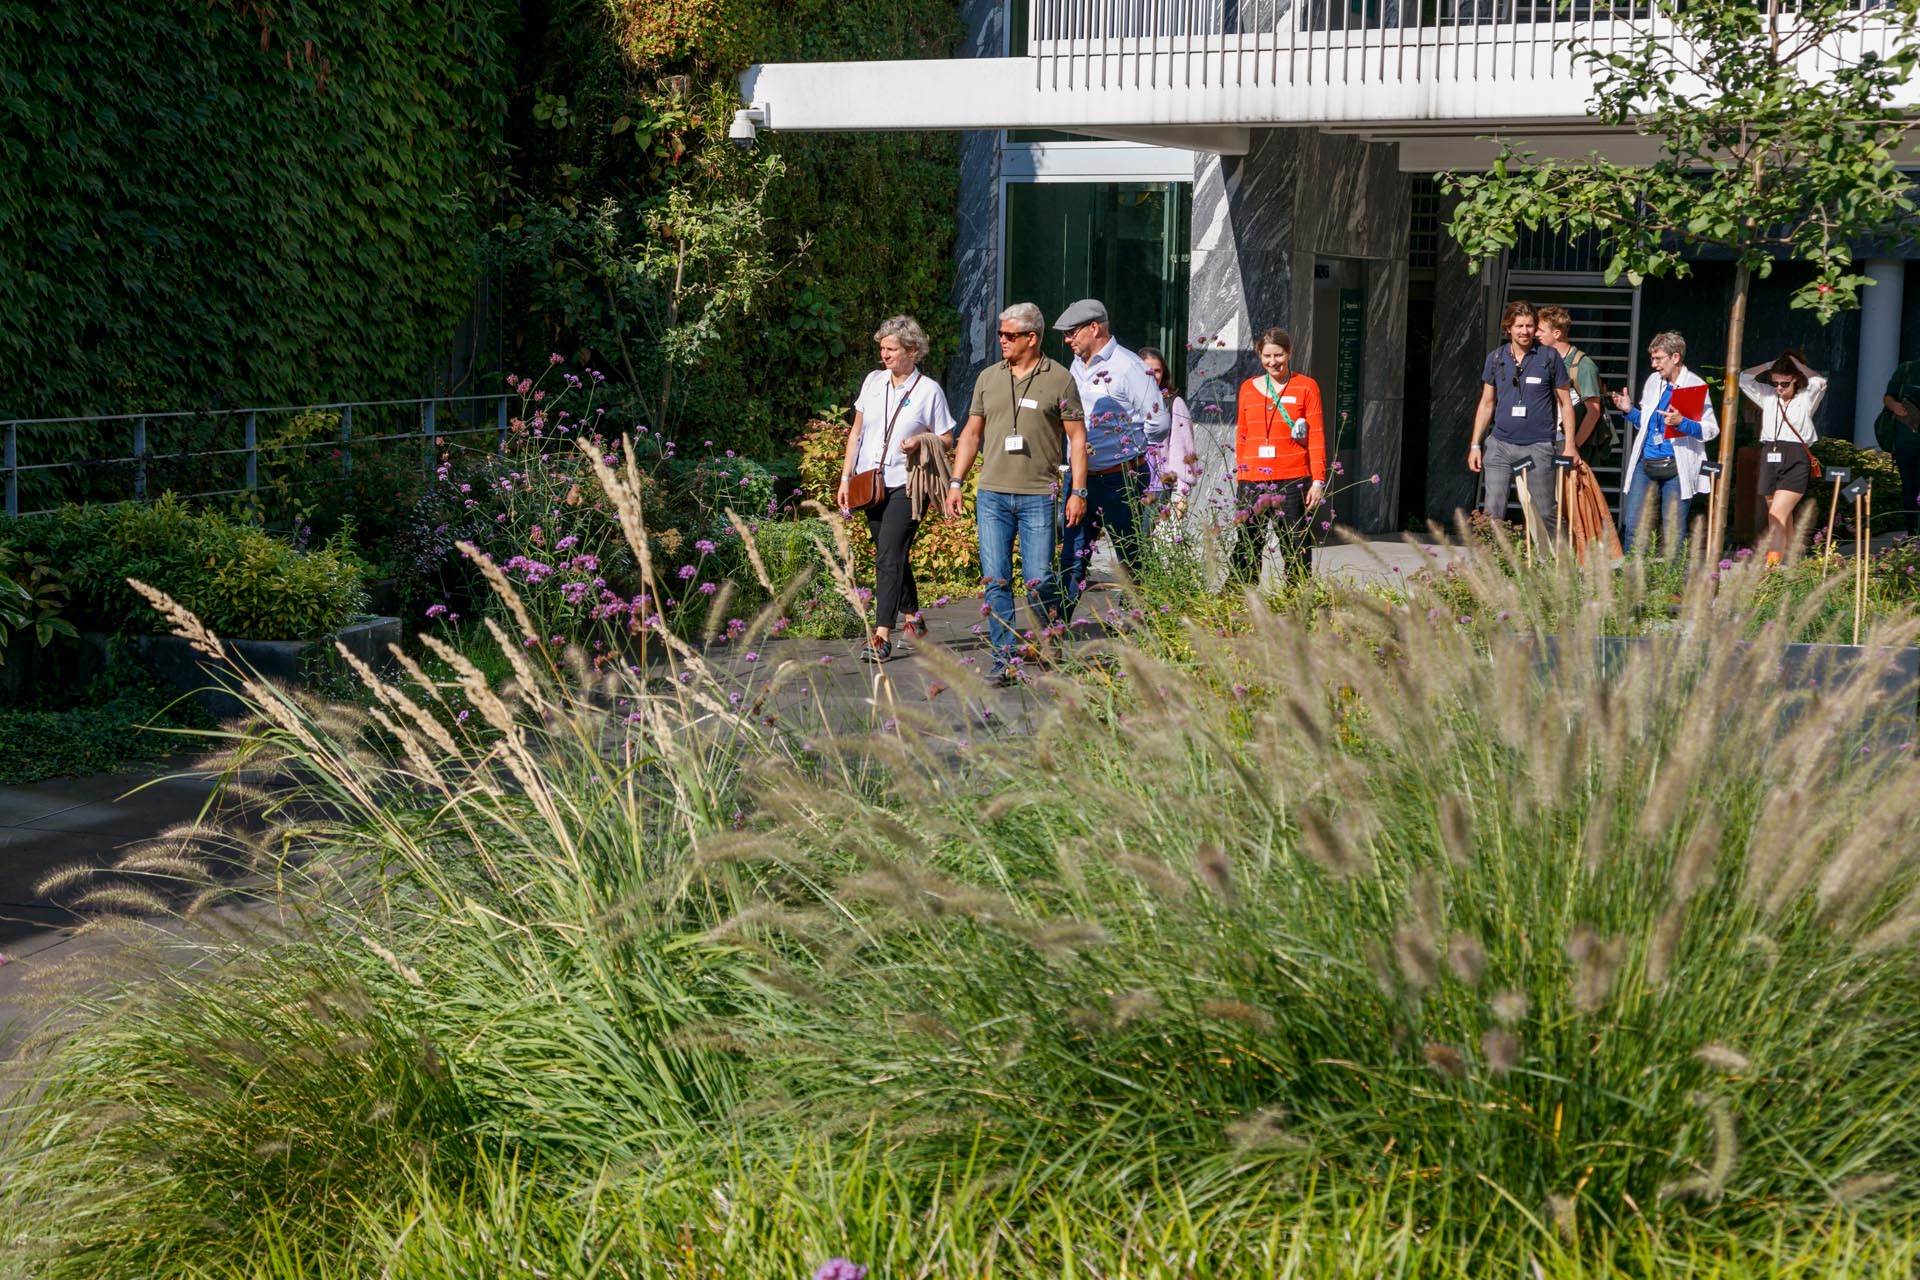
[864, 485, 922, 630]
[1229, 479, 1315, 585]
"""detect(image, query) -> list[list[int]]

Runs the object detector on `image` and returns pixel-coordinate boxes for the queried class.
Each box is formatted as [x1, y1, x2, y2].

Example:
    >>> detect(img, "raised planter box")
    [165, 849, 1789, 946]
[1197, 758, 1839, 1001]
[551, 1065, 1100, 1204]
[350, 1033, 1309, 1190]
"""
[1536, 632, 1919, 744]
[86, 616, 401, 720]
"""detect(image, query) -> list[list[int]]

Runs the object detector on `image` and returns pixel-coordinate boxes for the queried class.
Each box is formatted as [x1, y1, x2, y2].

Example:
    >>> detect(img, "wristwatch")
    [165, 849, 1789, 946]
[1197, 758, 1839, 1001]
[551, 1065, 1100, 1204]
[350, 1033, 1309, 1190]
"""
[1070, 487, 1089, 499]
[948, 479, 964, 489]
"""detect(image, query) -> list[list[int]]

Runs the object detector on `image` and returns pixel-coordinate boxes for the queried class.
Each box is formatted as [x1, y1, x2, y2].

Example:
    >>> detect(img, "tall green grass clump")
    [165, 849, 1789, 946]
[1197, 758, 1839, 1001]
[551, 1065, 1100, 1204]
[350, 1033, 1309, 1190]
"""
[713, 543, 1920, 1233]
[3, 440, 1919, 1277]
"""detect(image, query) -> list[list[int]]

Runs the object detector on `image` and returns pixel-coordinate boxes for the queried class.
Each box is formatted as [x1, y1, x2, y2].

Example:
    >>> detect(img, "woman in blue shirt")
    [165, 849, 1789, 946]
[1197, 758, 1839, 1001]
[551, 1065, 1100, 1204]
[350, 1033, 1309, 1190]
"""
[1609, 331, 1720, 556]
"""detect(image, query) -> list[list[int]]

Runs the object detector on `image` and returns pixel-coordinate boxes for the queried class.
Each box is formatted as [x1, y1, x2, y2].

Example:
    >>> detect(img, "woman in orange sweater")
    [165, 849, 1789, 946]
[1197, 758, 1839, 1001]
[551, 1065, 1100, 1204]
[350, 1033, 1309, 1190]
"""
[1232, 327, 1326, 584]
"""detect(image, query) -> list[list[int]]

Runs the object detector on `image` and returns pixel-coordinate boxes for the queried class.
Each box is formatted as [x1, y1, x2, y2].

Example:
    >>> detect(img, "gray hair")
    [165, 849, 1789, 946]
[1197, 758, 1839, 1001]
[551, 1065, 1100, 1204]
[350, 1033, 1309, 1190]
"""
[872, 314, 929, 359]
[998, 302, 1045, 334]
[1648, 330, 1686, 360]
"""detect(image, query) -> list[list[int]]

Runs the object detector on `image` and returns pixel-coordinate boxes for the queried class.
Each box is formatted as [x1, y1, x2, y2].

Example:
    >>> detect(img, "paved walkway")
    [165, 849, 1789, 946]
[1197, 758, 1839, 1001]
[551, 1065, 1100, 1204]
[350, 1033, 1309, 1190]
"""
[0, 761, 222, 1045]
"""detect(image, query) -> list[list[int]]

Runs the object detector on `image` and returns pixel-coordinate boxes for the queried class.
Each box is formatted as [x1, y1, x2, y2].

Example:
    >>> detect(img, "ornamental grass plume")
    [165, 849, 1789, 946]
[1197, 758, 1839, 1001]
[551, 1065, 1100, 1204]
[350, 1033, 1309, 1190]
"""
[7, 453, 1920, 1276]
[708, 523, 1920, 1238]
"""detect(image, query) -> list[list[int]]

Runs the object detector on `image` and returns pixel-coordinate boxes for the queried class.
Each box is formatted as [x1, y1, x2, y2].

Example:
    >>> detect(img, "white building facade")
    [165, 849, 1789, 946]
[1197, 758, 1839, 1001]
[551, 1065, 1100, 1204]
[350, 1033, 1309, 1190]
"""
[742, 0, 1920, 529]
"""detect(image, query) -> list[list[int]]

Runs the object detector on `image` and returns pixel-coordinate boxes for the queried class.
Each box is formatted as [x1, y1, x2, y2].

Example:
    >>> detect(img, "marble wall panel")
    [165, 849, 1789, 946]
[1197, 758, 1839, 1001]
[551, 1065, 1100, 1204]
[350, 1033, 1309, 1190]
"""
[1352, 255, 1409, 530]
[944, 0, 1006, 404]
[1186, 127, 1412, 532]
[1425, 194, 1509, 522]
[1185, 135, 1301, 523]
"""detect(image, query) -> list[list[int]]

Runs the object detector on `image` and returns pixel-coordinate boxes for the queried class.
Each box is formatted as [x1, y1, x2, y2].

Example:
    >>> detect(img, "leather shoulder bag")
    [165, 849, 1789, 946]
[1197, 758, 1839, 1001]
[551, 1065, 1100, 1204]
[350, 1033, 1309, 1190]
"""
[846, 373, 919, 510]
[1777, 400, 1823, 481]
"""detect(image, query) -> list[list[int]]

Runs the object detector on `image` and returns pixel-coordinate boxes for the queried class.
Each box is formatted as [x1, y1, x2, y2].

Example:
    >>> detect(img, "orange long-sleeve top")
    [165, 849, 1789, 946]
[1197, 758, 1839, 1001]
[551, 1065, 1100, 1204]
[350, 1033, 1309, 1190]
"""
[1234, 372, 1326, 484]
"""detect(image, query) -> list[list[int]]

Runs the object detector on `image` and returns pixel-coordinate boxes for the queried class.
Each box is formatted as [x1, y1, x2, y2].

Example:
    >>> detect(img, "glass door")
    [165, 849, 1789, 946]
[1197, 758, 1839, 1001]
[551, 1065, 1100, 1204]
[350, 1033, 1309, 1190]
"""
[1002, 180, 1193, 388]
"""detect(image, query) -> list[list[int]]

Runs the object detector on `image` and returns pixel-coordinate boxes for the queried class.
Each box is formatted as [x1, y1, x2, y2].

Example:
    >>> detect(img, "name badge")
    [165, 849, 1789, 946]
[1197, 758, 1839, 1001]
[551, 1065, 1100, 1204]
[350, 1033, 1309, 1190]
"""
[1510, 406, 1527, 418]
[1280, 395, 1298, 404]
[1005, 434, 1026, 453]
[1766, 450, 1783, 463]
[1525, 376, 1543, 385]
[1258, 445, 1277, 458]
[1018, 397, 1040, 410]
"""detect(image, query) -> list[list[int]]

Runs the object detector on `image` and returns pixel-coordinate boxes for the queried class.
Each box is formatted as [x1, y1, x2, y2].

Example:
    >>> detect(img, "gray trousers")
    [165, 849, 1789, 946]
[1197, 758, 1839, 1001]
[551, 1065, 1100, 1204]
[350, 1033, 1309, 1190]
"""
[1481, 436, 1557, 536]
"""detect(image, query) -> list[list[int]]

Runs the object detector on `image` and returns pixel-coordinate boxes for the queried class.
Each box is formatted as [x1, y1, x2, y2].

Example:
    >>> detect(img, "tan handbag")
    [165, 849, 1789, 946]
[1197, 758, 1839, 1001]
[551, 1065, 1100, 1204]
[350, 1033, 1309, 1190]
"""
[847, 374, 919, 510]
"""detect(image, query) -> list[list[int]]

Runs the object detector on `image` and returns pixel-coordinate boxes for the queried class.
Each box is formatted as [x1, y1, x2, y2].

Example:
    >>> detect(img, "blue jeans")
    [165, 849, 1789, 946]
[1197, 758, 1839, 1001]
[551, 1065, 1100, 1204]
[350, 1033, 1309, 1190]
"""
[975, 488, 1059, 665]
[1058, 460, 1148, 619]
[1621, 462, 1688, 555]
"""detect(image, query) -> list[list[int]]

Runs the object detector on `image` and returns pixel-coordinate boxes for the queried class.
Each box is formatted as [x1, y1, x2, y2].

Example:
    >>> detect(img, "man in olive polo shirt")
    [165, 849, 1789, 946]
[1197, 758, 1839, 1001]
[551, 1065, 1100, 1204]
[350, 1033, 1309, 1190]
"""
[947, 301, 1088, 685]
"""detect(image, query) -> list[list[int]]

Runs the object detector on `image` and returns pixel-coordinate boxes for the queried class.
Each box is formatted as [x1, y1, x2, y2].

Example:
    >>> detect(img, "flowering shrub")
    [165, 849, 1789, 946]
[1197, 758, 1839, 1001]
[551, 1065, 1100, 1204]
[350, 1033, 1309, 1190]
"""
[399, 360, 776, 642]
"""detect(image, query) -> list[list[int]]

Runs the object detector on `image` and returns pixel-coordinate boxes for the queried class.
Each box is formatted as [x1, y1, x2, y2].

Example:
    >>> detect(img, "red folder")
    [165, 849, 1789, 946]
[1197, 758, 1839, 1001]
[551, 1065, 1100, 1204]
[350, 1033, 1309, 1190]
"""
[1663, 384, 1709, 439]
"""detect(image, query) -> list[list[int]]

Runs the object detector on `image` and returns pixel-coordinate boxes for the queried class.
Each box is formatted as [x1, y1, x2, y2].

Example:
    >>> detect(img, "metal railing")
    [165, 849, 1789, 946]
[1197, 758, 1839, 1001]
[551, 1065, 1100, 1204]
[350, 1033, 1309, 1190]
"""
[1027, 0, 1902, 91]
[1, 395, 516, 519]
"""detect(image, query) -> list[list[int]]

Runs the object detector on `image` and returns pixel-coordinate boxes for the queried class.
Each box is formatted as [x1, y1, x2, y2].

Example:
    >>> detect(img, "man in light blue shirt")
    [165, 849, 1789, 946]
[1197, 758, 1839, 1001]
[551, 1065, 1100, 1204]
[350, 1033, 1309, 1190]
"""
[1053, 297, 1169, 618]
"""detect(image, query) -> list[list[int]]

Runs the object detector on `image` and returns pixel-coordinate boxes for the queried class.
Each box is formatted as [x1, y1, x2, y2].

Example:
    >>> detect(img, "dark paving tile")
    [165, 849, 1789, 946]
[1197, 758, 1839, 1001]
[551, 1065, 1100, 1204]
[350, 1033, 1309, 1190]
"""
[16, 775, 216, 838]
[0, 905, 79, 952]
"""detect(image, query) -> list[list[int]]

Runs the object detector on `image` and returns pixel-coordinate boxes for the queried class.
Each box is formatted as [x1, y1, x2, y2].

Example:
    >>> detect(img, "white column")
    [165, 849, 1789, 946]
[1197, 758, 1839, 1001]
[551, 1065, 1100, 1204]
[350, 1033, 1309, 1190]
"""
[1855, 258, 1905, 447]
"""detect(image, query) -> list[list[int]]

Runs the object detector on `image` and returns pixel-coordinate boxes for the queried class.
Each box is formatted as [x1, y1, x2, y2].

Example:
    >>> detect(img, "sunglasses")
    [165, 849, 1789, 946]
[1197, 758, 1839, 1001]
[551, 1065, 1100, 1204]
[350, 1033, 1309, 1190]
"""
[997, 330, 1034, 341]
[1770, 379, 1797, 389]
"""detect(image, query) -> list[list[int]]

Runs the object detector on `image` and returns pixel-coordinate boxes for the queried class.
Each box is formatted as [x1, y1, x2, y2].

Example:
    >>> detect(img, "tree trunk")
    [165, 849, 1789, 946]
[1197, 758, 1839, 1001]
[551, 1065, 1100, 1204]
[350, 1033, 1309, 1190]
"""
[1713, 260, 1750, 561]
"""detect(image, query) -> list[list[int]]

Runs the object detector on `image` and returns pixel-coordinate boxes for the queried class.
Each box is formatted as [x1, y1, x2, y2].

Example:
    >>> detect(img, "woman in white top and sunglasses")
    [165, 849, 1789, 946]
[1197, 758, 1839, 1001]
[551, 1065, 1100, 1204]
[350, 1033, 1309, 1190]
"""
[836, 315, 956, 662]
[1739, 352, 1827, 565]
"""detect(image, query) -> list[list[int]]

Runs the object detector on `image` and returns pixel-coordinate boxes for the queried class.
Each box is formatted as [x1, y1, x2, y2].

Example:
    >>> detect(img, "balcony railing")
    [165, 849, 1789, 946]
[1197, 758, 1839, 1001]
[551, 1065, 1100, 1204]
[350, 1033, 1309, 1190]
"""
[1026, 0, 1903, 92]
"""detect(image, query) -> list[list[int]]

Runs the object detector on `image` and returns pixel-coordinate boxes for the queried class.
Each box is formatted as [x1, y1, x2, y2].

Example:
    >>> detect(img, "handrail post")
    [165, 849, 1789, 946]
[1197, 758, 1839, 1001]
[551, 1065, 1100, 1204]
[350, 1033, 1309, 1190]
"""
[4, 423, 16, 519]
[133, 417, 148, 501]
[340, 404, 353, 477]
[423, 397, 437, 474]
[497, 394, 509, 450]
[244, 411, 259, 496]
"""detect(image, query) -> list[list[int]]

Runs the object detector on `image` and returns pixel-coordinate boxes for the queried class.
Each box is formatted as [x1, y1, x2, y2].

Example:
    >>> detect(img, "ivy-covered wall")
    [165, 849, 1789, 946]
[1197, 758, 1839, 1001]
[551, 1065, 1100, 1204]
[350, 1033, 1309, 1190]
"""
[1, 0, 515, 419]
[3, 0, 963, 457]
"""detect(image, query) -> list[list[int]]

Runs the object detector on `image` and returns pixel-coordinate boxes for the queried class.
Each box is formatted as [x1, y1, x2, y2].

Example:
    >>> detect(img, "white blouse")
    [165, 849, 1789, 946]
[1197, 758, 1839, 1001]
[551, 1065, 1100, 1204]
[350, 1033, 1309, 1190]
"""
[853, 368, 956, 488]
[1738, 358, 1827, 445]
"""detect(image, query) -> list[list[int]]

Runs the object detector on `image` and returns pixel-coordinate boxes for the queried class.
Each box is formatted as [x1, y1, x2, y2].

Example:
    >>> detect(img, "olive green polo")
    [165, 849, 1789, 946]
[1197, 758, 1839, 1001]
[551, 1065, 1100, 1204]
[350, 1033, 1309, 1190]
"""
[967, 357, 1084, 495]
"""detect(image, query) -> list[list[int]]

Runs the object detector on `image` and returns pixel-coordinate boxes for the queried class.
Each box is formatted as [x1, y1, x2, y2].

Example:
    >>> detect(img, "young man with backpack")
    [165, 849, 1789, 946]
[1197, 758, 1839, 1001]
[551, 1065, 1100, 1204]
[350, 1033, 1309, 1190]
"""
[1537, 306, 1607, 459]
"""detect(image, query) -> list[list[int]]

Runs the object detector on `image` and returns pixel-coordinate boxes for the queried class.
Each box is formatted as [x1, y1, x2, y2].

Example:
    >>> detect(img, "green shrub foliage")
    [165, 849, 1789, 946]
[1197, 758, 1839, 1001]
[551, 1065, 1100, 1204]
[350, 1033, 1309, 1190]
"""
[0, 0, 514, 418]
[1, 497, 367, 640]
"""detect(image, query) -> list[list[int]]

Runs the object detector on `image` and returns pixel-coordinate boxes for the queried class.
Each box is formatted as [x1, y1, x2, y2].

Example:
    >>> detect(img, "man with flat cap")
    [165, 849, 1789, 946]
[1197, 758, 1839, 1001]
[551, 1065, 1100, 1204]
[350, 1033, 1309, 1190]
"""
[1053, 298, 1169, 618]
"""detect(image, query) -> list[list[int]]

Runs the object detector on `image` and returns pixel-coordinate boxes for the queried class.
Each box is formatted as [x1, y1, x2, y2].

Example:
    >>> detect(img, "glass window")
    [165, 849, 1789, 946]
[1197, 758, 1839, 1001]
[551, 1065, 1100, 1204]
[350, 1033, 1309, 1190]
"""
[1002, 181, 1192, 388]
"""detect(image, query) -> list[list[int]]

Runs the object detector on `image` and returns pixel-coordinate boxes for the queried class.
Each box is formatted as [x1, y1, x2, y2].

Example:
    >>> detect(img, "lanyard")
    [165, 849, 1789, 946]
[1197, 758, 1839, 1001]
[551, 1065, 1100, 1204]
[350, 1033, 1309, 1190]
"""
[1261, 374, 1298, 436]
[872, 372, 920, 460]
[1008, 361, 1044, 433]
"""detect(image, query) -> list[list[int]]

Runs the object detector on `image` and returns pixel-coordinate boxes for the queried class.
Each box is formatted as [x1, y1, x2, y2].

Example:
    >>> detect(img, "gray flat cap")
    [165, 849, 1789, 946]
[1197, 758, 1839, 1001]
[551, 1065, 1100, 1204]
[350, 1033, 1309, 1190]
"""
[1051, 298, 1109, 331]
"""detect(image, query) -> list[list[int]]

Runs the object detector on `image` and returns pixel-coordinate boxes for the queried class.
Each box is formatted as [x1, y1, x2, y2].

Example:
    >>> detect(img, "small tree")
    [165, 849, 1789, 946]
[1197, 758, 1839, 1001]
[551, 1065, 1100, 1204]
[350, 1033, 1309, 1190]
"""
[1444, 0, 1920, 555]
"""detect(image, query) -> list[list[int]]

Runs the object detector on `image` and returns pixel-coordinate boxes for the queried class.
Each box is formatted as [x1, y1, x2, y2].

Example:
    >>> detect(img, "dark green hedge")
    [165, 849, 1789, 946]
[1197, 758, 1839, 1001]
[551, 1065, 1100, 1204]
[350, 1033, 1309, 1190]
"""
[0, 0, 514, 419]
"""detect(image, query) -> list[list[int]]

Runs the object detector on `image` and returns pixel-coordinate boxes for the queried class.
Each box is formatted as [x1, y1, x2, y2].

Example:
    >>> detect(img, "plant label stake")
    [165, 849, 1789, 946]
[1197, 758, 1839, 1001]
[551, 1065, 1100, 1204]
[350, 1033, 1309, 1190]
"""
[1512, 456, 1540, 564]
[1553, 455, 1574, 548]
[1698, 461, 1725, 566]
[1843, 475, 1872, 644]
[1822, 467, 1853, 579]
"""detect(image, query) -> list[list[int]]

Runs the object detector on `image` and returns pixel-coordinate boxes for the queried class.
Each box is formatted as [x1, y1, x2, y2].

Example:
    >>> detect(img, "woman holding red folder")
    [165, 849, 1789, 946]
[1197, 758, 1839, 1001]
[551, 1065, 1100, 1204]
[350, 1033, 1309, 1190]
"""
[1610, 330, 1719, 556]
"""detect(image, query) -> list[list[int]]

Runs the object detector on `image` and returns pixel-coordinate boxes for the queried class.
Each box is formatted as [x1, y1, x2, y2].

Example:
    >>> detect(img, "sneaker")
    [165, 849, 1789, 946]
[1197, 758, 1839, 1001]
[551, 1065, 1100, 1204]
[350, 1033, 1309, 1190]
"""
[859, 636, 892, 663]
[902, 614, 929, 640]
[988, 661, 1017, 688]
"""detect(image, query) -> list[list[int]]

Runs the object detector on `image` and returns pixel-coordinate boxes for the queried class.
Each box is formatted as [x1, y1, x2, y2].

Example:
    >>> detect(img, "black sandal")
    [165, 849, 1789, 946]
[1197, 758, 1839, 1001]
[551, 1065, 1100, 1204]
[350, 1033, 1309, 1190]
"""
[859, 636, 892, 663]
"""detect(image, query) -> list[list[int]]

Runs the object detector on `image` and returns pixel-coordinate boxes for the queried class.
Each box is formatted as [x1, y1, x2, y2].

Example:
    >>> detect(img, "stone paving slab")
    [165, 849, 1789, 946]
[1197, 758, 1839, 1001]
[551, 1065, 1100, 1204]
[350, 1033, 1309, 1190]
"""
[0, 759, 222, 1047]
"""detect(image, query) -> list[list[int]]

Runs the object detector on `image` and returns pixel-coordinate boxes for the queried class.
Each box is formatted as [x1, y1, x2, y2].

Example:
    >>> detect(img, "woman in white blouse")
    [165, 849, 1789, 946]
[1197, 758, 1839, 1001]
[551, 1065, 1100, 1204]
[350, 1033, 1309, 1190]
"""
[836, 315, 955, 662]
[1738, 352, 1827, 563]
